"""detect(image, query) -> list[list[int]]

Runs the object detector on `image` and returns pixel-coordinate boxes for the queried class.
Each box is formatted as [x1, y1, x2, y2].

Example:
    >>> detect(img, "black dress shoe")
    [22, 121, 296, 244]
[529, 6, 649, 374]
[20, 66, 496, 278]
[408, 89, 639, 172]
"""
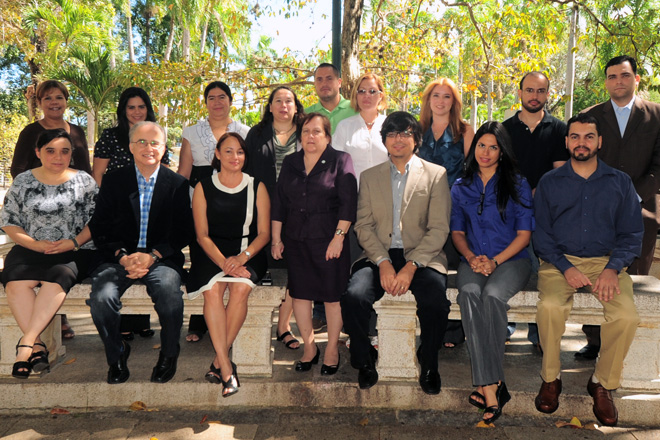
[358, 365, 378, 389]
[574, 344, 599, 360]
[151, 346, 179, 383]
[107, 342, 131, 384]
[419, 369, 441, 394]
[295, 345, 320, 372]
[320, 354, 340, 376]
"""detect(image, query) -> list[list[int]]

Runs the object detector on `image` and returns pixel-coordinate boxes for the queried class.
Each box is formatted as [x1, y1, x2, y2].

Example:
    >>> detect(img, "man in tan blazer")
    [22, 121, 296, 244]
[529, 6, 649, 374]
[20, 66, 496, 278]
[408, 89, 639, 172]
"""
[577, 55, 660, 360]
[341, 111, 452, 394]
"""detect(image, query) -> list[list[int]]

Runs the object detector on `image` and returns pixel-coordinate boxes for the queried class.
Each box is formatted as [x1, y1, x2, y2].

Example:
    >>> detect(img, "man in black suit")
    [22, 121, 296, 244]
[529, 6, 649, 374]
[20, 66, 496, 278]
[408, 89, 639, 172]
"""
[88, 121, 193, 384]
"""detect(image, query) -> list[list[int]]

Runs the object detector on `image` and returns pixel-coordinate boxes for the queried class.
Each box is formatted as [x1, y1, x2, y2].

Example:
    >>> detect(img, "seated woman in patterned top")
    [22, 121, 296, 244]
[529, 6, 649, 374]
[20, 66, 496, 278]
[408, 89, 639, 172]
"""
[1, 129, 98, 379]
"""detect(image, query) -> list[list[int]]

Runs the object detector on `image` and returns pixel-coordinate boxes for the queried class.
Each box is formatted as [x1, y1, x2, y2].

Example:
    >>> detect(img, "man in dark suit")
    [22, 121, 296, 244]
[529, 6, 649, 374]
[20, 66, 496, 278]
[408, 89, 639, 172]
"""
[578, 55, 660, 358]
[88, 121, 193, 384]
[341, 111, 451, 394]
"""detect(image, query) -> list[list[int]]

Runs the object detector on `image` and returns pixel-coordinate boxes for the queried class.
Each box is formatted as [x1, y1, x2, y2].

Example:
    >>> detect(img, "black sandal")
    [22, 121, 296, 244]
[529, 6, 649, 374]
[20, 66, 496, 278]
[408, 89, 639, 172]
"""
[205, 361, 222, 384]
[221, 374, 239, 397]
[13, 341, 33, 379]
[276, 331, 300, 350]
[468, 391, 486, 410]
[29, 342, 50, 373]
[483, 382, 511, 425]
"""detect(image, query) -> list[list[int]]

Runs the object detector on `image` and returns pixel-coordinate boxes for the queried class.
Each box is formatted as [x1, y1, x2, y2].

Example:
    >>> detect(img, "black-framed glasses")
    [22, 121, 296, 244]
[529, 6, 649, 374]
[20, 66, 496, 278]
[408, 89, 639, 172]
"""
[385, 130, 413, 139]
[477, 191, 485, 215]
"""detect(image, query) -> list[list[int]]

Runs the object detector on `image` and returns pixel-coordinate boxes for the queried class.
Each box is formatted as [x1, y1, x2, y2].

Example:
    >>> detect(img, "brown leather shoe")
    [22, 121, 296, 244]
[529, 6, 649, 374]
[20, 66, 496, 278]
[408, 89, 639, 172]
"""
[587, 379, 618, 426]
[535, 378, 562, 413]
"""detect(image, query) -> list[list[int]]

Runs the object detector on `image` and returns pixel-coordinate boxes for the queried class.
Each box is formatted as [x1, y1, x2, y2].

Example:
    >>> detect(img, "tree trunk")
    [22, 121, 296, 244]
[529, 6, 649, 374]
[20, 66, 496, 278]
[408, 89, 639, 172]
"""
[200, 18, 208, 55]
[564, 5, 579, 121]
[182, 28, 191, 62]
[26, 36, 45, 122]
[86, 108, 96, 145]
[145, 9, 152, 63]
[341, 0, 364, 99]
[470, 91, 478, 130]
[487, 76, 493, 121]
[127, 9, 136, 63]
[164, 19, 175, 61]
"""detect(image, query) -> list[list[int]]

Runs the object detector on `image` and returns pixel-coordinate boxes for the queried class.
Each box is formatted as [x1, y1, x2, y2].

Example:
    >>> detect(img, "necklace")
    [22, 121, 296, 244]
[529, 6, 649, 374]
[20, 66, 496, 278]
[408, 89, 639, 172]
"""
[274, 125, 294, 135]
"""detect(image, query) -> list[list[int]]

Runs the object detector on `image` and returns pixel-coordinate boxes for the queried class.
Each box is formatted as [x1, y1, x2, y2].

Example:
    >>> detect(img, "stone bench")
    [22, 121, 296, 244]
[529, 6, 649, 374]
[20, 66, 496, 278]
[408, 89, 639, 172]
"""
[0, 270, 286, 378]
[374, 274, 660, 392]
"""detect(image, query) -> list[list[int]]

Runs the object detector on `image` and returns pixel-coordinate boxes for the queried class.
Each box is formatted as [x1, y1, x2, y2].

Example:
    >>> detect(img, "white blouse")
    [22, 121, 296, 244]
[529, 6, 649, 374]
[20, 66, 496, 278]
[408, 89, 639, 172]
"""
[332, 114, 389, 183]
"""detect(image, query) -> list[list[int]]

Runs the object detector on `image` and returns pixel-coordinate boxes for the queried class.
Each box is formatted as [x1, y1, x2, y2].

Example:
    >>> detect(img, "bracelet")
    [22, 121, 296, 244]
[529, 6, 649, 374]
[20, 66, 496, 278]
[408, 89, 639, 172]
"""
[271, 241, 282, 247]
[492, 258, 499, 267]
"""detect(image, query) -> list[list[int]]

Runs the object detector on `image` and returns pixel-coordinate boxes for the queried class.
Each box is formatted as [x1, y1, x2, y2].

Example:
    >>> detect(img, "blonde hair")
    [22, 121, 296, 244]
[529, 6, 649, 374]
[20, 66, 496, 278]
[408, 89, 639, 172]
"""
[349, 73, 388, 112]
[419, 78, 467, 143]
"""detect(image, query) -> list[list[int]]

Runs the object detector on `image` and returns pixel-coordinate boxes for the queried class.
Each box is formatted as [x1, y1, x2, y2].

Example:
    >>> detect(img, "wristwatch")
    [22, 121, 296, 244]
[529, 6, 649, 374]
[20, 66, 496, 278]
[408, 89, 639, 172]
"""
[409, 260, 421, 269]
[244, 250, 251, 259]
[72, 238, 80, 252]
[149, 251, 161, 263]
[335, 229, 346, 236]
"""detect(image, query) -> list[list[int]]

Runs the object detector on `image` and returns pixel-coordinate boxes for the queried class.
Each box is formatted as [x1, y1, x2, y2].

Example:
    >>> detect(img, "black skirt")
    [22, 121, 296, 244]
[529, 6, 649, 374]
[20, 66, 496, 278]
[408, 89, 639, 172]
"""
[1, 245, 97, 293]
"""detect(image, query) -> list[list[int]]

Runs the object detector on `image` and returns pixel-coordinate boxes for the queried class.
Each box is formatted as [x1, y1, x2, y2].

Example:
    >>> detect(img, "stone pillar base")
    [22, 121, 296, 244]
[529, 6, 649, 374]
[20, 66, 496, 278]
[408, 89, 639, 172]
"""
[374, 292, 418, 381]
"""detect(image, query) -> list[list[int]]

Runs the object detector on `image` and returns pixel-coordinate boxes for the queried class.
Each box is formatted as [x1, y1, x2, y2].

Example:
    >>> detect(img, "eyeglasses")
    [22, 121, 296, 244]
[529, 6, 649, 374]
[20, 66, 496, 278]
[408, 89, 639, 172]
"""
[477, 191, 485, 216]
[357, 88, 382, 96]
[131, 139, 165, 148]
[385, 130, 413, 139]
[523, 88, 547, 95]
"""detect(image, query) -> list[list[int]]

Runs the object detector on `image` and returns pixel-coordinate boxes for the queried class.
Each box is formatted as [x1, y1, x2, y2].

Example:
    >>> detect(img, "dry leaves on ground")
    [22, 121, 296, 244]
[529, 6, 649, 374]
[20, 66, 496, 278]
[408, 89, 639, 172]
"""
[50, 408, 70, 415]
[63, 358, 76, 365]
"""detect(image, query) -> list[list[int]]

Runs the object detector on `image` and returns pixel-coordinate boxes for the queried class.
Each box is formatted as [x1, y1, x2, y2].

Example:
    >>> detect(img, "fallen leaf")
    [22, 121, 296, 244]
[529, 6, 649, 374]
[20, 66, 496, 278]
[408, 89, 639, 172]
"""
[555, 417, 583, 429]
[50, 408, 70, 415]
[152, 344, 161, 350]
[63, 358, 76, 365]
[476, 421, 494, 428]
[569, 416, 582, 427]
[358, 417, 369, 427]
[584, 422, 599, 430]
[129, 401, 148, 411]
[200, 414, 208, 424]
[150, 437, 158, 440]
[207, 420, 222, 424]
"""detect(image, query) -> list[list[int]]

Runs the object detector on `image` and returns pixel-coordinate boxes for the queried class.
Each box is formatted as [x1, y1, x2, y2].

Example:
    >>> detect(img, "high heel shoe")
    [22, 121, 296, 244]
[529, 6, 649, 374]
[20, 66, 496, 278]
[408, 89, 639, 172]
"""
[205, 361, 222, 384]
[29, 341, 50, 373]
[483, 382, 511, 425]
[320, 354, 340, 376]
[222, 374, 239, 397]
[12, 340, 33, 379]
[468, 391, 486, 410]
[231, 361, 240, 387]
[295, 344, 320, 372]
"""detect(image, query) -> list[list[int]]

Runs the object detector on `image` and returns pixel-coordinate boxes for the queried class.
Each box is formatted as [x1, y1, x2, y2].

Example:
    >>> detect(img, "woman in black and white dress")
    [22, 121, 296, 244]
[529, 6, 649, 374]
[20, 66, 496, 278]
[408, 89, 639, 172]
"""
[187, 132, 270, 397]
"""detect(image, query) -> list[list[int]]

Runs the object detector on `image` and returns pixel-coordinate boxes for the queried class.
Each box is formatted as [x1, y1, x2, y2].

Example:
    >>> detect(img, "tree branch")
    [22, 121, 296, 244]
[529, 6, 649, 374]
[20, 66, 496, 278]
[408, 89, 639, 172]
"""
[438, 0, 491, 69]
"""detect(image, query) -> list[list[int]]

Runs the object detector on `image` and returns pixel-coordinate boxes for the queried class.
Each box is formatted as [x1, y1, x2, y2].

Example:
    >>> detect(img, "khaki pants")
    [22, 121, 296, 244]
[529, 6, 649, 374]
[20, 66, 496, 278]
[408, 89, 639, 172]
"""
[537, 255, 639, 390]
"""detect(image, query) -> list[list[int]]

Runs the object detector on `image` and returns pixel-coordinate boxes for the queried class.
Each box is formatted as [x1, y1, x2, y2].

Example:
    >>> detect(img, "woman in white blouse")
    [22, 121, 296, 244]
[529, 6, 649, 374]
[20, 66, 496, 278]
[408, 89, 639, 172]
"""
[332, 73, 389, 181]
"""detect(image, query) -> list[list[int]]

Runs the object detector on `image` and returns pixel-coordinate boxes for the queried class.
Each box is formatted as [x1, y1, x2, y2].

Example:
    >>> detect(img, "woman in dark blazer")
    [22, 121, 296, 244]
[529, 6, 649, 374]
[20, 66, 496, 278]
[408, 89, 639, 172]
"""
[271, 113, 357, 375]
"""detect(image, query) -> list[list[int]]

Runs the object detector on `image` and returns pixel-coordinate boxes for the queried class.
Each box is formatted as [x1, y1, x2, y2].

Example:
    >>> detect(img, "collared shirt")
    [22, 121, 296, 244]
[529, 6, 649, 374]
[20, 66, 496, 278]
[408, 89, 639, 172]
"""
[533, 159, 643, 273]
[390, 156, 416, 249]
[305, 97, 357, 134]
[611, 95, 636, 138]
[136, 165, 160, 248]
[418, 126, 464, 187]
[502, 111, 569, 189]
[451, 172, 534, 261]
[333, 114, 389, 182]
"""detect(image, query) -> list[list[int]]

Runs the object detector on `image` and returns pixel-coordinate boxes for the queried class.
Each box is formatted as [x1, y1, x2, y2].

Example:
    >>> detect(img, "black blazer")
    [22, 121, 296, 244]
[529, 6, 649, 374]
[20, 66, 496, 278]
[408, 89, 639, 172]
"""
[89, 165, 193, 275]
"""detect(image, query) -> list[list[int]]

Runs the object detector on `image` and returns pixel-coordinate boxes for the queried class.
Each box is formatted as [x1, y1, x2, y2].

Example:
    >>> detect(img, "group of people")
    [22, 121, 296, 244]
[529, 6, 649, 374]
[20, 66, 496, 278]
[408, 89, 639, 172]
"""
[1, 55, 657, 427]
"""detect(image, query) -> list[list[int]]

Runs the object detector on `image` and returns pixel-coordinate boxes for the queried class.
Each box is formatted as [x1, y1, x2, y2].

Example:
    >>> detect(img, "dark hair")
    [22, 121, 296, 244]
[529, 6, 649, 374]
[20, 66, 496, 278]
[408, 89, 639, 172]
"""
[36, 80, 69, 101]
[605, 55, 637, 76]
[204, 81, 233, 103]
[380, 111, 422, 153]
[254, 86, 305, 135]
[116, 87, 156, 150]
[211, 132, 249, 172]
[297, 112, 332, 142]
[462, 121, 528, 221]
[314, 63, 340, 78]
[519, 71, 550, 90]
[36, 128, 72, 150]
[566, 113, 601, 137]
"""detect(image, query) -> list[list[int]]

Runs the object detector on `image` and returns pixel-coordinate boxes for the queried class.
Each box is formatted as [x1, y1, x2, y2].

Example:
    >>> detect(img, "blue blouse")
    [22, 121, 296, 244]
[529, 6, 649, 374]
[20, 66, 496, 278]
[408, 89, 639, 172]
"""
[450, 172, 534, 261]
[418, 126, 464, 187]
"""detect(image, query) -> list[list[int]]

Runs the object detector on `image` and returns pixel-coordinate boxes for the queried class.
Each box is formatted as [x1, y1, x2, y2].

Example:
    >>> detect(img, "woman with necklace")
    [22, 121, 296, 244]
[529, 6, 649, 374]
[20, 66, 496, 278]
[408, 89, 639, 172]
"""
[186, 132, 270, 397]
[450, 121, 533, 424]
[245, 86, 306, 351]
[178, 81, 250, 342]
[2, 128, 98, 379]
[332, 73, 389, 182]
[271, 113, 357, 375]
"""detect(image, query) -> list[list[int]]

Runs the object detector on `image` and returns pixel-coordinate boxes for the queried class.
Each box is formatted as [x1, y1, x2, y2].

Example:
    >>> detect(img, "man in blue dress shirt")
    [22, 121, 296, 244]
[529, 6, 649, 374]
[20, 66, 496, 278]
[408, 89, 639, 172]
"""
[532, 113, 643, 426]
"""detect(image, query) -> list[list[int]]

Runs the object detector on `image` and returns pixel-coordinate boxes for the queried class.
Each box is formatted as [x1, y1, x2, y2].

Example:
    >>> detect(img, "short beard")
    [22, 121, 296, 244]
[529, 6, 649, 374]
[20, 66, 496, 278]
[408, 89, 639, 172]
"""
[571, 148, 598, 161]
[522, 101, 545, 114]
